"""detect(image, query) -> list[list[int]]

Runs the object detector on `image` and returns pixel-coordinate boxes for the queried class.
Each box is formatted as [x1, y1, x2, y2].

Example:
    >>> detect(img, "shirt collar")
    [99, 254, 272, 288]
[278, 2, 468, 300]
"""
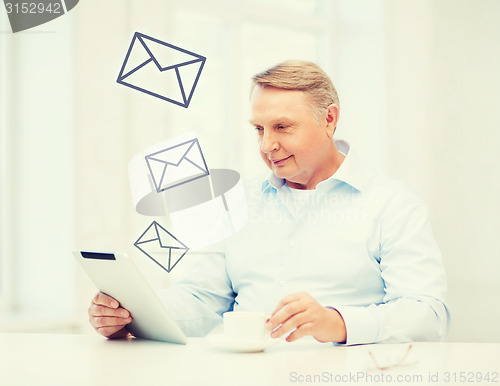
[262, 139, 371, 193]
[321, 140, 369, 192]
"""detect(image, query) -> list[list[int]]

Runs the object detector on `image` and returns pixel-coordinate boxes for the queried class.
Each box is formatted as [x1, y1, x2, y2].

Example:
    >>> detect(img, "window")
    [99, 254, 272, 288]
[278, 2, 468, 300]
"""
[0, 12, 13, 313]
[0, 12, 76, 327]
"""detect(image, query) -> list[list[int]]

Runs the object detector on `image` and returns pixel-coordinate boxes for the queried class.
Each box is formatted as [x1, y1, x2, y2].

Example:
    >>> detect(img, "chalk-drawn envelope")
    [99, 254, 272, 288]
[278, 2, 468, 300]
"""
[117, 32, 206, 108]
[145, 138, 209, 193]
[134, 221, 189, 273]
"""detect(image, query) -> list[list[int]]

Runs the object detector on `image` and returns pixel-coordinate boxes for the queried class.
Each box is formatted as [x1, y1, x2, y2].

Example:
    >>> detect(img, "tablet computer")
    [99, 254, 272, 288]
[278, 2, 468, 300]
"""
[73, 250, 187, 344]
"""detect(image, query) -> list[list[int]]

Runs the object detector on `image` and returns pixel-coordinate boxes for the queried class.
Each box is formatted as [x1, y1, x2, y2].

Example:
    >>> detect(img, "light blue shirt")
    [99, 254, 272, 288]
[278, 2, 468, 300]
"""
[159, 140, 450, 345]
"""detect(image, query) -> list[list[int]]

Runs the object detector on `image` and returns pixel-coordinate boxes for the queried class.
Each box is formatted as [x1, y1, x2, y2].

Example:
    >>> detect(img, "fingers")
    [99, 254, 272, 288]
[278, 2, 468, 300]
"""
[96, 321, 130, 338]
[93, 292, 119, 308]
[268, 305, 304, 335]
[88, 292, 132, 338]
[271, 307, 311, 342]
[98, 326, 131, 339]
[268, 307, 309, 340]
[267, 292, 310, 337]
[89, 293, 130, 319]
[92, 304, 130, 318]
[267, 292, 345, 343]
[269, 292, 303, 316]
[92, 316, 132, 328]
[285, 321, 314, 342]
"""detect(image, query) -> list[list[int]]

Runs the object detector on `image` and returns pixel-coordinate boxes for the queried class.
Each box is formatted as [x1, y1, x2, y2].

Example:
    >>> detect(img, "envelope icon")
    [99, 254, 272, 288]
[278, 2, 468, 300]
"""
[117, 32, 206, 108]
[145, 138, 209, 193]
[134, 221, 189, 273]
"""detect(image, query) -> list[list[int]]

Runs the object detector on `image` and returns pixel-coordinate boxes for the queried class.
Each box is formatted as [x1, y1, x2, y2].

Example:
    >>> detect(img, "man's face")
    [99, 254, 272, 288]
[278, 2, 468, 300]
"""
[249, 86, 337, 189]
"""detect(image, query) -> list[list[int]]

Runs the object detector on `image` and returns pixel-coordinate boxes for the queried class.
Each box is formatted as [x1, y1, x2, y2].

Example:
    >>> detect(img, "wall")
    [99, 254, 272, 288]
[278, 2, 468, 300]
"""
[330, 0, 500, 342]
[384, 0, 500, 342]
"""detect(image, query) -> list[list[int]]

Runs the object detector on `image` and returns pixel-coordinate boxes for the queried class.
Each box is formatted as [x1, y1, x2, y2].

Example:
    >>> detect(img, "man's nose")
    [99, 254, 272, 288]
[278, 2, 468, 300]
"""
[260, 130, 278, 153]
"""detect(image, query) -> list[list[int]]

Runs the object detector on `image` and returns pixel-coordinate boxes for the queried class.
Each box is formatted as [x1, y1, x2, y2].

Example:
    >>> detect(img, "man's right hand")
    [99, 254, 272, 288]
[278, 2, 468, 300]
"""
[88, 292, 132, 338]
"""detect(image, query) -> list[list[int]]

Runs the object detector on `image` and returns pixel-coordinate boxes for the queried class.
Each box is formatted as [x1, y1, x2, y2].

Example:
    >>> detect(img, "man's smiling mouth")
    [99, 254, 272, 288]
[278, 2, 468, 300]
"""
[271, 155, 292, 165]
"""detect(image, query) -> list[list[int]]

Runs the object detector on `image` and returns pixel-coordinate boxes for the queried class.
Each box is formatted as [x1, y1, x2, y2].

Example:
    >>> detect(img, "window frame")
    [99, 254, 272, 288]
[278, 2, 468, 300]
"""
[0, 14, 77, 322]
[0, 30, 15, 313]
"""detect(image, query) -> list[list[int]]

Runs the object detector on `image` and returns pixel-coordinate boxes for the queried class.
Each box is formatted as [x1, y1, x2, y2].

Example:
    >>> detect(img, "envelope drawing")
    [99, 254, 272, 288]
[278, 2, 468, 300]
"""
[145, 138, 209, 193]
[134, 221, 189, 273]
[117, 32, 206, 108]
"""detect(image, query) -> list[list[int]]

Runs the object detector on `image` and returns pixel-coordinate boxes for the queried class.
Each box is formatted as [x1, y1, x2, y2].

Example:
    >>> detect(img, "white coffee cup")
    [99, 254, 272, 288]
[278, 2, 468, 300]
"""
[223, 311, 268, 341]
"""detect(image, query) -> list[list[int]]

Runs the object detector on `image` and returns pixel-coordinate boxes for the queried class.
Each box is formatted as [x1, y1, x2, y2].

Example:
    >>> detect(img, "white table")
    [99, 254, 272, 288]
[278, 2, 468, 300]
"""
[0, 333, 499, 385]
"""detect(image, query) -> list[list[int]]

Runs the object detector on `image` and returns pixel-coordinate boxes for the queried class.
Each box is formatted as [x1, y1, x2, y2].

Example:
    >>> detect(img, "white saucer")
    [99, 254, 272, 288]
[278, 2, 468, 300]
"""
[206, 334, 279, 353]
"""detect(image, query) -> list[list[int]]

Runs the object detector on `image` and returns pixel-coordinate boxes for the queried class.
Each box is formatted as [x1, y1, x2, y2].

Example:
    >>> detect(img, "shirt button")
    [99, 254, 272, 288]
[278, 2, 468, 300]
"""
[279, 280, 286, 287]
[289, 241, 296, 247]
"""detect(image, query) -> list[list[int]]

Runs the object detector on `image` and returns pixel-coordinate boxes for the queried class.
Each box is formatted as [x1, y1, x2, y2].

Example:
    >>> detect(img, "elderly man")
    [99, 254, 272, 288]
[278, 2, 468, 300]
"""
[89, 61, 450, 345]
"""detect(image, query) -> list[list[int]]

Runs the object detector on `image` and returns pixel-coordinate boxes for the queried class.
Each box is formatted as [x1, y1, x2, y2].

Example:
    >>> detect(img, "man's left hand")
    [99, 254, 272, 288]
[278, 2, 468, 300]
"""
[266, 292, 347, 343]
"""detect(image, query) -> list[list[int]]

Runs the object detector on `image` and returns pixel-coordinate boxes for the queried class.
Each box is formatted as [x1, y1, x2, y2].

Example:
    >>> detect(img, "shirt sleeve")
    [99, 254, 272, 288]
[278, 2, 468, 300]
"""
[157, 251, 236, 337]
[334, 183, 451, 345]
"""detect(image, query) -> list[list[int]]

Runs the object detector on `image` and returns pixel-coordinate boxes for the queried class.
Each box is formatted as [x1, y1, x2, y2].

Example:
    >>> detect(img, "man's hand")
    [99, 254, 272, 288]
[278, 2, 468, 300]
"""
[266, 292, 347, 343]
[88, 292, 132, 339]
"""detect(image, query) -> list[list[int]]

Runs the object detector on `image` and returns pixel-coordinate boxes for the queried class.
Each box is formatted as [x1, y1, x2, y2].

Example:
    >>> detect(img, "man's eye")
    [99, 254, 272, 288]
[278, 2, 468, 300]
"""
[254, 126, 263, 133]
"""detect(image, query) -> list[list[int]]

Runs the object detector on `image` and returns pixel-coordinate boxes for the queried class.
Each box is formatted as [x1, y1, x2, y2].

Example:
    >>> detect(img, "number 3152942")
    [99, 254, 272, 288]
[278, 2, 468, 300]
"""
[5, 3, 62, 14]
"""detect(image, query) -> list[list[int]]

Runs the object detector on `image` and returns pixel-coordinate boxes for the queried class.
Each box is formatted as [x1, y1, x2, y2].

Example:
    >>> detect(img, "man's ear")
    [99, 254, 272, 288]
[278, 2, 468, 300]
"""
[325, 104, 339, 138]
